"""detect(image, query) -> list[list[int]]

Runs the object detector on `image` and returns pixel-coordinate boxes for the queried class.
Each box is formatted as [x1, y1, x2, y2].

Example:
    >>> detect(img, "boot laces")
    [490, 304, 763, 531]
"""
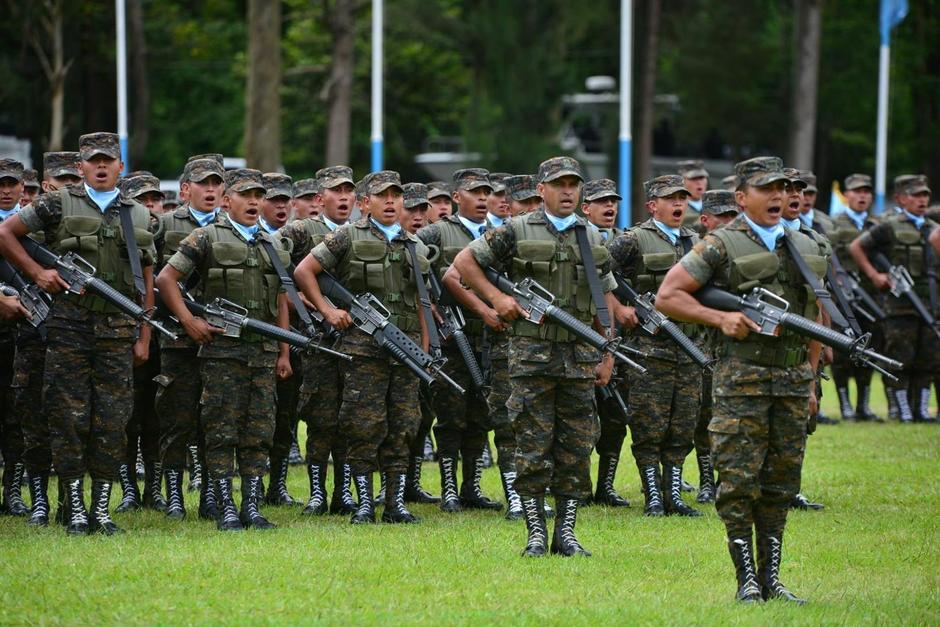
[354, 476, 372, 516]
[8, 463, 25, 507]
[246, 478, 261, 517]
[644, 467, 662, 507]
[30, 475, 48, 514]
[766, 536, 784, 591]
[166, 471, 184, 512]
[896, 390, 913, 421]
[341, 464, 355, 505]
[411, 457, 423, 487]
[441, 458, 459, 502]
[68, 479, 88, 525]
[395, 475, 407, 508]
[472, 456, 486, 498]
[118, 464, 133, 490]
[560, 499, 583, 547]
[503, 472, 522, 511]
[857, 386, 870, 413]
[733, 539, 760, 595]
[218, 481, 239, 524]
[603, 459, 617, 494]
[150, 462, 164, 497]
[669, 466, 683, 503]
[919, 389, 932, 417]
[307, 466, 325, 507]
[189, 446, 203, 479]
[522, 498, 546, 548]
[93, 482, 113, 524]
[838, 387, 853, 412]
[277, 461, 291, 499]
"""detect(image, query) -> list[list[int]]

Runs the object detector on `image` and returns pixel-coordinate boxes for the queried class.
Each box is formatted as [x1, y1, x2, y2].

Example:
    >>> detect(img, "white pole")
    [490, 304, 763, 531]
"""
[370, 0, 384, 172]
[874, 42, 890, 214]
[115, 0, 129, 171]
[617, 0, 633, 228]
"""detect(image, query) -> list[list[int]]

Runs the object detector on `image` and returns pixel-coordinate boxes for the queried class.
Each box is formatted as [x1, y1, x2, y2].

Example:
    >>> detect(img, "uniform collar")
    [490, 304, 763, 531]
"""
[0, 204, 21, 222]
[457, 215, 487, 239]
[84, 183, 121, 213]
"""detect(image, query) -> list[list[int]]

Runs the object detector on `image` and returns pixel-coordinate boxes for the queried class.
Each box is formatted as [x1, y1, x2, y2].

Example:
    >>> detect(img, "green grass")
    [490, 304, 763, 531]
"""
[1, 379, 938, 625]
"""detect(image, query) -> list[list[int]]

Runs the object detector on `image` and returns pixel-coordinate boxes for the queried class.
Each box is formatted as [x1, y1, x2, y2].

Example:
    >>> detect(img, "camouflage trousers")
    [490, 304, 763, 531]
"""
[628, 356, 701, 468]
[594, 374, 629, 459]
[486, 356, 517, 473]
[338, 356, 419, 475]
[127, 344, 160, 465]
[694, 370, 713, 454]
[15, 328, 50, 475]
[0, 334, 19, 467]
[156, 347, 203, 471]
[432, 342, 489, 460]
[271, 351, 302, 461]
[409, 382, 435, 458]
[298, 351, 346, 466]
[882, 315, 940, 391]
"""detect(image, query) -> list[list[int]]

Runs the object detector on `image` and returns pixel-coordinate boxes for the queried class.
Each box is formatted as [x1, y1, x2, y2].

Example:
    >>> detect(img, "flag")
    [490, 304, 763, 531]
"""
[880, 0, 908, 44]
[829, 181, 849, 218]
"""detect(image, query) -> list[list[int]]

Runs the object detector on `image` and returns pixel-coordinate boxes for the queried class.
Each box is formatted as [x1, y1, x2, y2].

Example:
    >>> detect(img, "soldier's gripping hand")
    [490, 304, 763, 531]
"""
[594, 353, 614, 386]
[183, 317, 224, 345]
[871, 272, 891, 291]
[480, 306, 507, 332]
[276, 353, 293, 380]
[614, 303, 639, 329]
[34, 268, 70, 294]
[719, 312, 760, 339]
[491, 293, 526, 323]
[0, 294, 29, 320]
[321, 304, 353, 330]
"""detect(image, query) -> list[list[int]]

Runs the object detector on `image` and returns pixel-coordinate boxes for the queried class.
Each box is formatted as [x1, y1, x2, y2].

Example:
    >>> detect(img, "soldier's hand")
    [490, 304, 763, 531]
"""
[719, 312, 760, 339]
[276, 354, 293, 380]
[594, 353, 615, 386]
[871, 272, 891, 291]
[615, 304, 639, 329]
[183, 317, 224, 345]
[481, 306, 507, 331]
[322, 305, 353, 330]
[0, 294, 29, 321]
[132, 336, 150, 367]
[35, 269, 70, 295]
[299, 293, 317, 311]
[807, 392, 818, 434]
[822, 346, 834, 366]
[492, 293, 526, 322]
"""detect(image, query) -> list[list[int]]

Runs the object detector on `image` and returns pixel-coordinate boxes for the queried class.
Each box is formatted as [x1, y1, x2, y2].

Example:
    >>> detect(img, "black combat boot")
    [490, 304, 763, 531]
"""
[302, 464, 328, 515]
[89, 479, 124, 535]
[913, 387, 937, 424]
[63, 477, 89, 535]
[350, 473, 375, 524]
[214, 477, 242, 532]
[639, 466, 665, 516]
[855, 384, 882, 422]
[164, 469, 186, 520]
[894, 389, 914, 424]
[329, 463, 356, 515]
[837, 385, 856, 421]
[288, 439, 304, 465]
[663, 465, 702, 517]
[422, 434, 436, 462]
[481, 441, 494, 468]
[500, 469, 524, 521]
[543, 490, 555, 519]
[550, 498, 591, 557]
[1, 462, 28, 516]
[142, 462, 166, 511]
[198, 471, 219, 520]
[239, 476, 276, 529]
[404, 456, 440, 504]
[520, 496, 548, 557]
[593, 455, 630, 507]
[696, 454, 716, 504]
[54, 477, 67, 526]
[26, 472, 50, 527]
[115, 463, 141, 513]
[459, 455, 502, 511]
[375, 473, 387, 505]
[265, 457, 298, 506]
[381, 473, 419, 524]
[438, 456, 461, 513]
[886, 385, 899, 420]
[757, 533, 806, 604]
[728, 536, 763, 603]
[187, 445, 202, 493]
[790, 492, 824, 510]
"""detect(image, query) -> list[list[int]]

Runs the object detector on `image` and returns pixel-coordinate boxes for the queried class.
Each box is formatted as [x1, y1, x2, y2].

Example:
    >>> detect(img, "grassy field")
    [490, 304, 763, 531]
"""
[0, 380, 938, 625]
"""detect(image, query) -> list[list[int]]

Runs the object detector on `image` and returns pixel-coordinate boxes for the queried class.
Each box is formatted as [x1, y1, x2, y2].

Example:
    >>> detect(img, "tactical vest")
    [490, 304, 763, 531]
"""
[829, 213, 868, 273]
[710, 226, 826, 368]
[54, 188, 153, 313]
[508, 214, 609, 342]
[428, 217, 484, 335]
[159, 206, 206, 261]
[885, 216, 935, 285]
[340, 222, 428, 333]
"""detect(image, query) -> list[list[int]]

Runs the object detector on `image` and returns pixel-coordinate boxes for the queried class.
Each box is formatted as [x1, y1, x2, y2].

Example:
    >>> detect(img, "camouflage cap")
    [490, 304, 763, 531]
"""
[721, 174, 737, 191]
[845, 173, 873, 191]
[43, 151, 81, 178]
[538, 156, 583, 183]
[583, 178, 621, 202]
[124, 170, 154, 178]
[263, 173, 293, 199]
[224, 168, 265, 193]
[453, 168, 492, 191]
[896, 174, 930, 195]
[644, 174, 691, 200]
[0, 158, 24, 182]
[489, 172, 512, 193]
[187, 153, 224, 167]
[783, 167, 808, 190]
[403, 183, 429, 209]
[734, 156, 788, 188]
[505, 174, 540, 201]
[426, 180, 451, 200]
[702, 189, 739, 215]
[363, 170, 403, 195]
[23, 168, 39, 189]
[79, 132, 121, 160]
[293, 178, 320, 197]
[678, 159, 709, 179]
[121, 173, 163, 199]
[316, 165, 355, 190]
[163, 189, 179, 205]
[183, 158, 225, 183]
[800, 170, 818, 193]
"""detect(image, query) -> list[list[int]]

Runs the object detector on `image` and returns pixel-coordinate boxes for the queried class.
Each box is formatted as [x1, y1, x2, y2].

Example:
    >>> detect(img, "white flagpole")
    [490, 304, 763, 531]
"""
[116, 0, 129, 171]
[370, 0, 384, 172]
[617, 0, 633, 228]
[874, 40, 890, 214]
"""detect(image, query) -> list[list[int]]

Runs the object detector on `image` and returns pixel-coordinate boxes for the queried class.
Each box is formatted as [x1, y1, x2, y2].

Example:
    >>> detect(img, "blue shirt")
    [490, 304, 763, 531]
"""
[799, 209, 815, 228]
[903, 210, 925, 230]
[458, 215, 487, 239]
[230, 218, 260, 242]
[370, 217, 402, 242]
[189, 206, 218, 227]
[689, 198, 703, 212]
[652, 219, 680, 244]
[846, 210, 868, 231]
[589, 223, 610, 241]
[781, 217, 802, 231]
[743, 214, 785, 251]
[84, 183, 120, 213]
[544, 211, 577, 233]
[258, 217, 277, 234]
[0, 204, 21, 222]
[486, 212, 505, 228]
[322, 216, 343, 231]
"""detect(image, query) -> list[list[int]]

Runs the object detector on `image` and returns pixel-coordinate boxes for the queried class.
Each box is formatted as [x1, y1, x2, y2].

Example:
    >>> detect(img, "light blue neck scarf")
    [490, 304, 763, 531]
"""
[743, 214, 785, 251]
[846, 210, 868, 231]
[370, 217, 402, 242]
[799, 209, 814, 228]
[903, 210, 925, 230]
[457, 215, 487, 239]
[0, 204, 21, 222]
[652, 219, 680, 244]
[189, 206, 218, 227]
[84, 183, 120, 213]
[230, 218, 260, 242]
[322, 216, 343, 231]
[544, 211, 577, 232]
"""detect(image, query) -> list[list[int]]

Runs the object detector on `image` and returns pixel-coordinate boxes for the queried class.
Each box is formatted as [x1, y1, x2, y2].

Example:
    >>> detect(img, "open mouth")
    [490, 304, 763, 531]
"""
[789, 200, 800, 210]
[245, 207, 259, 217]
[672, 209, 683, 219]
[768, 205, 782, 215]
[204, 195, 216, 205]
[603, 209, 615, 218]
[276, 211, 287, 221]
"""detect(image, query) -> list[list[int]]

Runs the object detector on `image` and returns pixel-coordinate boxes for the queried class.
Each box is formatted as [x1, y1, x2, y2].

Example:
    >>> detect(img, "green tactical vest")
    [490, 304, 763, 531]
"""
[427, 216, 484, 335]
[710, 225, 827, 368]
[829, 213, 869, 273]
[54, 187, 154, 313]
[339, 221, 429, 333]
[885, 216, 936, 286]
[508, 213, 609, 342]
[158, 206, 207, 263]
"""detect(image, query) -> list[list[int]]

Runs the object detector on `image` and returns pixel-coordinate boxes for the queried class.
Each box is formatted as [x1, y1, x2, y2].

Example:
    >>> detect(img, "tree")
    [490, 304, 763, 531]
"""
[323, 0, 358, 166]
[245, 0, 282, 172]
[128, 0, 150, 166]
[634, 0, 660, 223]
[788, 0, 822, 170]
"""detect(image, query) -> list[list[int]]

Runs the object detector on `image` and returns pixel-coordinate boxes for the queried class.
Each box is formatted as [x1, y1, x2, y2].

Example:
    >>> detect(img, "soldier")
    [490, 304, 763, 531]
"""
[721, 175, 737, 192]
[797, 171, 832, 234]
[163, 190, 180, 212]
[401, 183, 429, 234]
[294, 169, 431, 525]
[850, 175, 938, 423]
[0, 132, 158, 536]
[453, 156, 619, 557]
[657, 156, 820, 604]
[426, 181, 452, 223]
[505, 175, 541, 217]
[261, 173, 293, 233]
[679, 159, 709, 231]
[278, 165, 358, 516]
[485, 173, 512, 229]
[156, 168, 293, 531]
[291, 178, 321, 220]
[21, 169, 40, 206]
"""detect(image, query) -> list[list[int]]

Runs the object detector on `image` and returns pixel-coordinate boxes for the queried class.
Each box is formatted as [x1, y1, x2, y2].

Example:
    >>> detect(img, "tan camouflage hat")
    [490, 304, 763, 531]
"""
[799, 170, 818, 193]
[678, 159, 709, 179]
[263, 173, 293, 199]
[453, 168, 492, 191]
[538, 156, 583, 183]
[163, 189, 179, 207]
[188, 153, 224, 167]
[79, 132, 121, 160]
[403, 183, 429, 209]
[489, 172, 512, 193]
[43, 151, 81, 178]
[293, 178, 319, 197]
[224, 168, 265, 193]
[505, 174, 539, 201]
[896, 174, 930, 195]
[702, 190, 739, 215]
[184, 158, 225, 183]
[644, 174, 691, 200]
[22, 168, 39, 189]
[721, 174, 737, 191]
[583, 178, 621, 202]
[784, 168, 808, 190]
[121, 173, 163, 199]
[0, 159, 24, 182]
[734, 156, 788, 188]
[845, 173, 873, 191]
[426, 181, 450, 200]
[316, 166, 355, 190]
[362, 170, 403, 195]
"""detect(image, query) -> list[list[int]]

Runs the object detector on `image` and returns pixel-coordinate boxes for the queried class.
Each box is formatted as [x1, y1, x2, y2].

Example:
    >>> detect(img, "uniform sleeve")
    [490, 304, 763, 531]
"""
[17, 192, 60, 233]
[856, 221, 893, 252]
[166, 228, 209, 278]
[680, 233, 726, 286]
[606, 230, 638, 274]
[468, 222, 515, 269]
[416, 224, 440, 250]
[311, 226, 350, 272]
[279, 222, 313, 265]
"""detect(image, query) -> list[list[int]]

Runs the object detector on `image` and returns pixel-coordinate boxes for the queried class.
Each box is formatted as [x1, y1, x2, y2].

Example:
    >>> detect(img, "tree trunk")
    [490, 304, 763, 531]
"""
[633, 0, 660, 224]
[787, 0, 821, 170]
[910, 2, 940, 190]
[47, 0, 66, 151]
[244, 0, 282, 172]
[128, 0, 150, 167]
[324, 0, 355, 166]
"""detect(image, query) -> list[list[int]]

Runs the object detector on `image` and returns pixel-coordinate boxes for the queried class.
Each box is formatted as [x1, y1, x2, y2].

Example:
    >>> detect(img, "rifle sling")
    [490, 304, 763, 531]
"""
[118, 206, 146, 298]
[257, 237, 317, 333]
[923, 224, 938, 313]
[573, 224, 610, 329]
[404, 240, 441, 355]
[783, 231, 852, 332]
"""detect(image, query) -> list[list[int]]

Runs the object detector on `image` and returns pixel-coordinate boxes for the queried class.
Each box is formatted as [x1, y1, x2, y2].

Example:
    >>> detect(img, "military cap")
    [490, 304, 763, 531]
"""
[403, 183, 429, 209]
[489, 172, 512, 193]
[22, 168, 39, 189]
[799, 170, 818, 193]
[183, 158, 225, 184]
[892, 174, 917, 193]
[121, 173, 163, 199]
[644, 174, 691, 200]
[263, 173, 293, 199]
[187, 153, 224, 167]
[721, 174, 737, 191]
[224, 168, 265, 193]
[0, 159, 24, 182]
[453, 168, 492, 191]
[538, 156, 583, 183]
[316, 165, 355, 190]
[505, 174, 540, 201]
[896, 174, 930, 195]
[702, 189, 739, 215]
[362, 170, 403, 195]
[163, 189, 179, 205]
[293, 178, 319, 197]
[124, 170, 153, 178]
[426, 181, 451, 200]
[734, 156, 788, 188]
[784, 167, 808, 190]
[583, 178, 621, 202]
[355, 178, 368, 198]
[678, 159, 709, 179]
[844, 173, 873, 191]
[79, 132, 121, 160]
[43, 151, 81, 178]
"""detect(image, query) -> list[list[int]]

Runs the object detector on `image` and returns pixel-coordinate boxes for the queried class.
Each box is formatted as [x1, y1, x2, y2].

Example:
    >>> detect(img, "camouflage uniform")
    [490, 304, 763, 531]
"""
[679, 160, 709, 235]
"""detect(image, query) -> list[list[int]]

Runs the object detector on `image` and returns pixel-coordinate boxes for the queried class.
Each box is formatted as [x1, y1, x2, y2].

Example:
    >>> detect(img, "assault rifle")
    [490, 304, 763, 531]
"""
[597, 377, 629, 421]
[871, 252, 940, 341]
[828, 250, 885, 323]
[427, 270, 488, 392]
[0, 258, 51, 328]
